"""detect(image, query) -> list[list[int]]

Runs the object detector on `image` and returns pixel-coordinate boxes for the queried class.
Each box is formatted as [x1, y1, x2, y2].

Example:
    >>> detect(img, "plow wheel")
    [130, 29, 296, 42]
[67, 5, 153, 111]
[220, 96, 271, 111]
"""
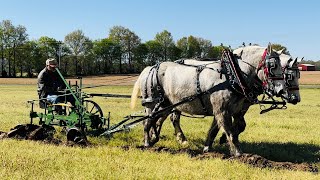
[84, 100, 104, 129]
[66, 127, 88, 146]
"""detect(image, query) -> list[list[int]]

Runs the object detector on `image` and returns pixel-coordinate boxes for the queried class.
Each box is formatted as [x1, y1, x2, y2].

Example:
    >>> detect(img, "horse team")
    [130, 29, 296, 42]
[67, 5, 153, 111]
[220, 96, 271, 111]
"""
[130, 44, 301, 156]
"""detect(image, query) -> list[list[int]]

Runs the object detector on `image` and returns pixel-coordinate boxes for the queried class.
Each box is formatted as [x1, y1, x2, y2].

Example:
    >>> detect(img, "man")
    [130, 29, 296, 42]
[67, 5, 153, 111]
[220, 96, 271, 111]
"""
[37, 58, 74, 107]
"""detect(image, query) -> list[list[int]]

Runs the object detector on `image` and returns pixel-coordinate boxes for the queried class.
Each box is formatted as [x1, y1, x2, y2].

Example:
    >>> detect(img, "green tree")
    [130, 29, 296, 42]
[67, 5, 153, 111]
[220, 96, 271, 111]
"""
[12, 25, 28, 77]
[168, 45, 182, 61]
[93, 38, 120, 74]
[208, 45, 225, 59]
[64, 30, 91, 75]
[145, 40, 162, 65]
[271, 43, 290, 55]
[154, 30, 174, 61]
[109, 26, 141, 73]
[177, 36, 201, 58]
[0, 25, 4, 76]
[133, 43, 148, 71]
[0, 20, 15, 77]
[17, 40, 41, 77]
[197, 38, 212, 58]
[176, 37, 188, 58]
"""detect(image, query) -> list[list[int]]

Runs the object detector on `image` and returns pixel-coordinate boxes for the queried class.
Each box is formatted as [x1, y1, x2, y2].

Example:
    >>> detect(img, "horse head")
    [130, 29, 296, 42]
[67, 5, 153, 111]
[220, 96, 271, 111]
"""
[280, 53, 302, 104]
[234, 43, 286, 98]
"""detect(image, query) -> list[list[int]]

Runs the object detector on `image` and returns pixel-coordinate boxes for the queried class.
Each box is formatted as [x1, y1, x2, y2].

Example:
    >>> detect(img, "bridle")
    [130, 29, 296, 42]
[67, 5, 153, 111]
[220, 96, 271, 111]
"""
[236, 48, 287, 113]
[283, 59, 300, 91]
[257, 49, 284, 90]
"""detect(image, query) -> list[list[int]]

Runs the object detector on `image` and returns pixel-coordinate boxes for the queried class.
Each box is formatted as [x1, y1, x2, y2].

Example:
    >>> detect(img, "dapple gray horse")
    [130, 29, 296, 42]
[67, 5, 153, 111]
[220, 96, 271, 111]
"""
[209, 51, 302, 146]
[155, 46, 301, 148]
[131, 44, 286, 156]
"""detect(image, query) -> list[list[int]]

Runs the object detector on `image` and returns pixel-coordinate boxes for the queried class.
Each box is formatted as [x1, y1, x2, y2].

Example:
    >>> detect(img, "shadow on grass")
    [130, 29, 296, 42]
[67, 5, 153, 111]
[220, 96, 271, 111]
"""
[190, 137, 320, 164]
[240, 141, 320, 164]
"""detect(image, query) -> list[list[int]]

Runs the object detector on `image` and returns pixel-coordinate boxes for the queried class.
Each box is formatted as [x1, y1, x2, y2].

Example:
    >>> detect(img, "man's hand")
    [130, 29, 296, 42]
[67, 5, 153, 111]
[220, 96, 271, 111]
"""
[57, 86, 64, 91]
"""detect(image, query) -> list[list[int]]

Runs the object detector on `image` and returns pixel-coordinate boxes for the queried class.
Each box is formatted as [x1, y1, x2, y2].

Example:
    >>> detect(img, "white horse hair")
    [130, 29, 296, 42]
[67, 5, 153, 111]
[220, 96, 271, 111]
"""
[131, 44, 286, 156]
[153, 46, 301, 149]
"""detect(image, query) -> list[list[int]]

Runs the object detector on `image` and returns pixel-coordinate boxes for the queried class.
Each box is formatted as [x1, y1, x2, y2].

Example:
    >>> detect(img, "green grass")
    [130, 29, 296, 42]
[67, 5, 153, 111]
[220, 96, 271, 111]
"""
[0, 85, 319, 179]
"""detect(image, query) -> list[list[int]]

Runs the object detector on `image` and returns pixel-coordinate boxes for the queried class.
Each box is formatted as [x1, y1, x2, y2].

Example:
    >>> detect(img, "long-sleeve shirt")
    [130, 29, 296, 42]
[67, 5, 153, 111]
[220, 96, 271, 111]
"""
[37, 67, 66, 98]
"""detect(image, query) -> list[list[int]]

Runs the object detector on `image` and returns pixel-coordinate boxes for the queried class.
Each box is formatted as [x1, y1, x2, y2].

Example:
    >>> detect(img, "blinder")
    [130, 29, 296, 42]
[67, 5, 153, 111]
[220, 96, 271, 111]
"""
[284, 64, 300, 91]
[265, 55, 284, 80]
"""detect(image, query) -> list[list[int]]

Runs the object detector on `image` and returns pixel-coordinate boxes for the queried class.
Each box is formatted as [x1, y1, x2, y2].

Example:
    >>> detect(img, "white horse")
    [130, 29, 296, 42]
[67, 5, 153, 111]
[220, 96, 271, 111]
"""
[155, 46, 301, 147]
[131, 44, 286, 156]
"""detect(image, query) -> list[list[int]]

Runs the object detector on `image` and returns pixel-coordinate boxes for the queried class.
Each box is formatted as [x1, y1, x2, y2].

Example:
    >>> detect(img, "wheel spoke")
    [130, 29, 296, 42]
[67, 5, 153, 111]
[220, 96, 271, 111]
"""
[84, 100, 104, 118]
[89, 106, 95, 113]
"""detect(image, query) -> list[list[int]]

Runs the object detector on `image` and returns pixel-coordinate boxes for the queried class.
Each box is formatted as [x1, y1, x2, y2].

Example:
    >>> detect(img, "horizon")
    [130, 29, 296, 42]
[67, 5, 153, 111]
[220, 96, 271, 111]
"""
[1, 0, 319, 60]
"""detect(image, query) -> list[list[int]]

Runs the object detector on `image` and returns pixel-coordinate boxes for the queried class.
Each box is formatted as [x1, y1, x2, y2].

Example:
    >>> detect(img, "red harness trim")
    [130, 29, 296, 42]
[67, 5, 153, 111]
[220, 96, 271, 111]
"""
[259, 49, 269, 87]
[257, 49, 268, 71]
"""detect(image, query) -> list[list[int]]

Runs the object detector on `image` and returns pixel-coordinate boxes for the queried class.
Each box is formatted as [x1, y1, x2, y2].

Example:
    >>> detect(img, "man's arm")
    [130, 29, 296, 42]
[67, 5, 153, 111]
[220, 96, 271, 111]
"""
[38, 70, 54, 97]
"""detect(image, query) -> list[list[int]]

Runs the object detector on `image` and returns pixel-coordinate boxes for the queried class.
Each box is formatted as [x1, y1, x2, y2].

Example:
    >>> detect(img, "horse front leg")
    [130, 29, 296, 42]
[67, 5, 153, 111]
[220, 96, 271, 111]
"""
[149, 111, 170, 145]
[214, 112, 242, 157]
[220, 108, 248, 144]
[144, 106, 155, 147]
[203, 116, 219, 152]
[170, 110, 188, 144]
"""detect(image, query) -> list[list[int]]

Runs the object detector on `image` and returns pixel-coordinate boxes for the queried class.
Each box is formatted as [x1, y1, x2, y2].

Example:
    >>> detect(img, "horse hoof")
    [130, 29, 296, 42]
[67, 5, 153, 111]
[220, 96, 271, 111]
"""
[144, 142, 150, 147]
[181, 141, 189, 146]
[233, 150, 242, 157]
[203, 146, 210, 153]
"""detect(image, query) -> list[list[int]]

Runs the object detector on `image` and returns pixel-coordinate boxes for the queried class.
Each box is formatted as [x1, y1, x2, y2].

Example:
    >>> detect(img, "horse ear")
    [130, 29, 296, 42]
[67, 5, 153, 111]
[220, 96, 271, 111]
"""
[233, 48, 243, 58]
[289, 57, 298, 67]
[297, 57, 304, 63]
[235, 50, 243, 57]
[276, 48, 285, 55]
[267, 43, 273, 54]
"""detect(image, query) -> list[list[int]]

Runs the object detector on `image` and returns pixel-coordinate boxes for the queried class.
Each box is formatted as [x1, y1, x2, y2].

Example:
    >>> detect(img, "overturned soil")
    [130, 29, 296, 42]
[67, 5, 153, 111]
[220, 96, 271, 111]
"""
[129, 146, 319, 173]
[0, 124, 89, 147]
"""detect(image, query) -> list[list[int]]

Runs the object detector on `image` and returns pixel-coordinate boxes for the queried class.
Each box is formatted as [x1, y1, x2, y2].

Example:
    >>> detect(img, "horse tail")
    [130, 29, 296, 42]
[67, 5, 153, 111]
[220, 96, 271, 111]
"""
[131, 66, 153, 109]
[130, 74, 141, 109]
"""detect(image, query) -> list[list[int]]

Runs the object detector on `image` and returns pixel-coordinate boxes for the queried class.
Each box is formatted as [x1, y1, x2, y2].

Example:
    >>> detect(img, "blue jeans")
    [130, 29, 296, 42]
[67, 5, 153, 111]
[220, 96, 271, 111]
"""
[47, 93, 75, 106]
[46, 94, 61, 104]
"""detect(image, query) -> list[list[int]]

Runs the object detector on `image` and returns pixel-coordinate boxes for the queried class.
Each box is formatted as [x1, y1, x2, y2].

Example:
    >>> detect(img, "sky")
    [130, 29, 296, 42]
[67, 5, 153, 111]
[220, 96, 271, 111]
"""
[0, 0, 319, 60]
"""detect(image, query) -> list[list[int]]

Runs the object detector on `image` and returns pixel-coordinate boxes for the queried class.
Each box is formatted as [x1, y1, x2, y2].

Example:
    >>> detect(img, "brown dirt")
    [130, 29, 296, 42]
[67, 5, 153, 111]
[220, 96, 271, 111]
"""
[0, 71, 319, 85]
[130, 146, 318, 173]
[299, 71, 320, 85]
[0, 74, 139, 86]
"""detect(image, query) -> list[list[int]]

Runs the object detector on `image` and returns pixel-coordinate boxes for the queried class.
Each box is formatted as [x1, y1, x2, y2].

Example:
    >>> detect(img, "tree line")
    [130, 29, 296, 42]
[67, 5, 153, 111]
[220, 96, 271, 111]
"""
[0, 19, 293, 78]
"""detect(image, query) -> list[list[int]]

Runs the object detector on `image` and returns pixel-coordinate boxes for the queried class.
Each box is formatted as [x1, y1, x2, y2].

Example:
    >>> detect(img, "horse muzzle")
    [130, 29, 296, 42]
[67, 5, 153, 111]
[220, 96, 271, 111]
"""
[288, 94, 300, 105]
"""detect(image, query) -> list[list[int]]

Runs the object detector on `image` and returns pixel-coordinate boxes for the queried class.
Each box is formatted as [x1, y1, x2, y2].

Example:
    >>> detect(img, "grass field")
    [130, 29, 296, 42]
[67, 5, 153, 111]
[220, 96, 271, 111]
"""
[0, 72, 320, 179]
